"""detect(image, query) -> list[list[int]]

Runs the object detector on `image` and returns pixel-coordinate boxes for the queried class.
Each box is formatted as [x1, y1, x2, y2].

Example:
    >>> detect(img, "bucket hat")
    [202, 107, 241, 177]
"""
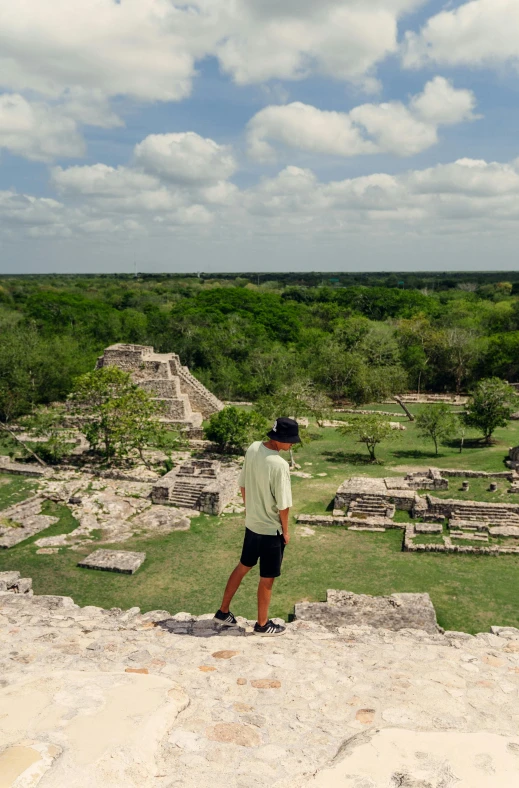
[267, 417, 301, 444]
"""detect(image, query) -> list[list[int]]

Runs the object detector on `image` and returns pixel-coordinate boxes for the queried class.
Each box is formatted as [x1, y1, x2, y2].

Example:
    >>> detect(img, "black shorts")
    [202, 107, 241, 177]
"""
[240, 528, 285, 578]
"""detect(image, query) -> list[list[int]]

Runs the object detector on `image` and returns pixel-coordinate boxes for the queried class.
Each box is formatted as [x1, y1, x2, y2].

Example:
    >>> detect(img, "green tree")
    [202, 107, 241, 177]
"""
[257, 381, 331, 428]
[415, 404, 458, 455]
[464, 378, 517, 444]
[338, 414, 398, 462]
[69, 367, 163, 464]
[20, 405, 76, 464]
[205, 406, 269, 454]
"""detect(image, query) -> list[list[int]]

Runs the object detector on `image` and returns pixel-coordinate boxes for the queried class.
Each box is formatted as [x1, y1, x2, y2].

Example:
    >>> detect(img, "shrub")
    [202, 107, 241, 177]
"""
[205, 406, 269, 454]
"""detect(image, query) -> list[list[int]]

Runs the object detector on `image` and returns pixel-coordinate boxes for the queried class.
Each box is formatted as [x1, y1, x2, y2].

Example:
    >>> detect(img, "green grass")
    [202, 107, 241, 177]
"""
[414, 535, 445, 545]
[1, 416, 519, 634]
[421, 477, 517, 503]
[0, 474, 37, 509]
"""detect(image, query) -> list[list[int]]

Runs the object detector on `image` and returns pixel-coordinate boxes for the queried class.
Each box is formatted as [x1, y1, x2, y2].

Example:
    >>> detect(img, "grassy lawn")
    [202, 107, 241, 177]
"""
[1, 416, 519, 634]
[0, 474, 37, 509]
[421, 477, 516, 503]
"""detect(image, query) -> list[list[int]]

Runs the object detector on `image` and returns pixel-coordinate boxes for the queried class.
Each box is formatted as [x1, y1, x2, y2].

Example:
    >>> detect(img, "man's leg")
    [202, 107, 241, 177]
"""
[257, 576, 275, 626]
[220, 562, 251, 613]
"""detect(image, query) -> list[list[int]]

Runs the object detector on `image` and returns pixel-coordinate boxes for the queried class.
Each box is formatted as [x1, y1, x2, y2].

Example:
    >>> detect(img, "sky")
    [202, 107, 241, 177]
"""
[1, 0, 519, 274]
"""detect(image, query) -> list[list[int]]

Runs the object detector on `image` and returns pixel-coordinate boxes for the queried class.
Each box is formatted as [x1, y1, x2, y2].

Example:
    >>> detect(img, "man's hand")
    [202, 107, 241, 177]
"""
[279, 507, 290, 545]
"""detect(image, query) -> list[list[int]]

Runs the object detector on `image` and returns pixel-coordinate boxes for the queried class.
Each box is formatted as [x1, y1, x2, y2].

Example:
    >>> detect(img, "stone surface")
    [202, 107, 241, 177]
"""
[295, 589, 441, 634]
[415, 523, 443, 534]
[2, 583, 519, 787]
[0, 497, 58, 549]
[78, 549, 146, 574]
[489, 525, 519, 537]
[304, 728, 519, 787]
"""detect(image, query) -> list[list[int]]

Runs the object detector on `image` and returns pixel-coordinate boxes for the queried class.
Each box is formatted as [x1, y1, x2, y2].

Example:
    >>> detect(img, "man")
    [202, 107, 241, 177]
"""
[214, 417, 300, 636]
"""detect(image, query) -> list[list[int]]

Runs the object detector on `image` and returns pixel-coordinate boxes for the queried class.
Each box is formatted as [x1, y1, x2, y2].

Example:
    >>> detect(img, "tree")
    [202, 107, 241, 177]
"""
[464, 378, 517, 444]
[68, 367, 163, 464]
[20, 405, 76, 464]
[441, 328, 479, 394]
[256, 381, 332, 427]
[415, 404, 458, 455]
[205, 406, 269, 454]
[338, 414, 398, 462]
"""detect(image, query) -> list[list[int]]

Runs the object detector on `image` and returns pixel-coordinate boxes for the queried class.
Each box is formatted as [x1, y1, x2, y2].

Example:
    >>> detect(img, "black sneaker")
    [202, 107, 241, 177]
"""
[214, 609, 238, 627]
[253, 620, 286, 637]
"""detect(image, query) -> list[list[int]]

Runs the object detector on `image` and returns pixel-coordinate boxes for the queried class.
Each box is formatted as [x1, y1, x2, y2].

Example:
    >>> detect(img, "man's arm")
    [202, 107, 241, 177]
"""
[279, 507, 290, 545]
[240, 486, 245, 507]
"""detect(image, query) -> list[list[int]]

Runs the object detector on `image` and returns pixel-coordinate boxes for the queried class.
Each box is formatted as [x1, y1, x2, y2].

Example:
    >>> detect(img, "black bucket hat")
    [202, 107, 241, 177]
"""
[267, 417, 301, 444]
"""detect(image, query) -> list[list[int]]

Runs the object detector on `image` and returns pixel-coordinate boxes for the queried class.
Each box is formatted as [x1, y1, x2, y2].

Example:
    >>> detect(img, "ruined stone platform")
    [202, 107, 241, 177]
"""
[78, 549, 146, 574]
[152, 458, 240, 515]
[1, 581, 519, 786]
[0, 496, 58, 548]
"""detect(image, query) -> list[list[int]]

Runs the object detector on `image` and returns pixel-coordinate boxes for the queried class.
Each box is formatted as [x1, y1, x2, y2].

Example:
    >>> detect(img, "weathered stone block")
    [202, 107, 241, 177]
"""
[415, 523, 443, 534]
[78, 549, 146, 574]
[295, 589, 440, 634]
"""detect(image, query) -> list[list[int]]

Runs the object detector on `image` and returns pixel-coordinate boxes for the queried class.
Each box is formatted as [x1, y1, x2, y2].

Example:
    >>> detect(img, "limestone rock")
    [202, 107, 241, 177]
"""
[295, 589, 440, 634]
[2, 581, 519, 787]
[78, 549, 146, 574]
[304, 729, 519, 787]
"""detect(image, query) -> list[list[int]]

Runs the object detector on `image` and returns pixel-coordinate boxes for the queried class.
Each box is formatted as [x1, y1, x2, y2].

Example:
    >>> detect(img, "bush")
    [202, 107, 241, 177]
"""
[205, 406, 269, 454]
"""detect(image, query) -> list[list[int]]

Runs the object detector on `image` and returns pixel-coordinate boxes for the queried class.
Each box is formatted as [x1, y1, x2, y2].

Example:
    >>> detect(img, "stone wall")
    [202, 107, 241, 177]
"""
[295, 589, 441, 634]
[425, 494, 519, 519]
[440, 468, 516, 481]
[0, 456, 47, 477]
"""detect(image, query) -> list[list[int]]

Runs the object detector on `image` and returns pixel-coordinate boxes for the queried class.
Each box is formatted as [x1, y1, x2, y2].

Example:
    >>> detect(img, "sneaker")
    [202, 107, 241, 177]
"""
[253, 620, 286, 637]
[214, 609, 238, 627]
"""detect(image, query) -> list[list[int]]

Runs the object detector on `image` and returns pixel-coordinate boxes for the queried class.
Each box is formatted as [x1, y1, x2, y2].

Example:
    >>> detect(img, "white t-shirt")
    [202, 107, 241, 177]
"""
[238, 441, 293, 536]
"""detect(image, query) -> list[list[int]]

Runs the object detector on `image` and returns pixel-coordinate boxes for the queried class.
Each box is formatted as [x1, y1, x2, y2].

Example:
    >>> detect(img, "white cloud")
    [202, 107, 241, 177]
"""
[247, 103, 376, 161]
[214, 0, 426, 89]
[0, 93, 84, 161]
[52, 164, 160, 196]
[7, 154, 519, 251]
[408, 77, 477, 126]
[60, 89, 123, 129]
[133, 132, 237, 183]
[403, 0, 519, 70]
[0, 0, 205, 102]
[243, 158, 519, 230]
[0, 1, 428, 111]
[247, 78, 477, 160]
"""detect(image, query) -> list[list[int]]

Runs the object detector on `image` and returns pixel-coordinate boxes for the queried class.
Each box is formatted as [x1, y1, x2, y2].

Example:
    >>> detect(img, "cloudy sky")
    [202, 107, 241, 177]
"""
[1, 0, 519, 273]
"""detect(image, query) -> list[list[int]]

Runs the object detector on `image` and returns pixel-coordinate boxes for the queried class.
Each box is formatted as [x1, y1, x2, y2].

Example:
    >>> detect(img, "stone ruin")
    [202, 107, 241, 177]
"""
[507, 445, 519, 472]
[78, 549, 146, 575]
[1, 577, 519, 787]
[295, 589, 441, 634]
[0, 495, 58, 549]
[298, 468, 519, 556]
[96, 343, 224, 432]
[152, 458, 240, 515]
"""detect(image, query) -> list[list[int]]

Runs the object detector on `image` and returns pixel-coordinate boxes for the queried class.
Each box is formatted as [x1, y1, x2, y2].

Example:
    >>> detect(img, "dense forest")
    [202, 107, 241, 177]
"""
[1, 272, 519, 422]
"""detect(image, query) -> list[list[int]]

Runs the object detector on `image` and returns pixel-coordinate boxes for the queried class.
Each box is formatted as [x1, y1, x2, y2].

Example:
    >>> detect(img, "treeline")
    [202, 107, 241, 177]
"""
[1, 274, 519, 421]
